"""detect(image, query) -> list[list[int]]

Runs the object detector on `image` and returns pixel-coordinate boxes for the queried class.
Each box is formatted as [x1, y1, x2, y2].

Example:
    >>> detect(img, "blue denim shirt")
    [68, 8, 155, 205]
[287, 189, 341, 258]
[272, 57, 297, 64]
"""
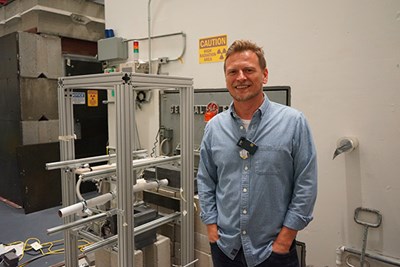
[196, 95, 317, 267]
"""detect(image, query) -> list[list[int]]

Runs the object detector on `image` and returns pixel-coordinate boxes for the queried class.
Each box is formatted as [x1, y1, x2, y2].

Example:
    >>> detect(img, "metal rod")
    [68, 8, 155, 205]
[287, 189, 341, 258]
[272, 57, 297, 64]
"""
[47, 212, 108, 235]
[77, 229, 104, 243]
[46, 154, 113, 170]
[343, 246, 400, 266]
[83, 234, 118, 254]
[46, 150, 147, 170]
[116, 82, 136, 267]
[79, 155, 181, 180]
[169, 33, 187, 62]
[83, 212, 180, 254]
[124, 31, 185, 42]
[59, 83, 79, 267]
[148, 0, 152, 74]
[180, 85, 195, 266]
[134, 212, 180, 236]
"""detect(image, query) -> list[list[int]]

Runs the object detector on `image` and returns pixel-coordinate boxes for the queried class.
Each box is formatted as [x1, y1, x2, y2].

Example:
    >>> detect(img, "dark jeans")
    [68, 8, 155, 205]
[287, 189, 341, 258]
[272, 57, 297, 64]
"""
[210, 241, 299, 267]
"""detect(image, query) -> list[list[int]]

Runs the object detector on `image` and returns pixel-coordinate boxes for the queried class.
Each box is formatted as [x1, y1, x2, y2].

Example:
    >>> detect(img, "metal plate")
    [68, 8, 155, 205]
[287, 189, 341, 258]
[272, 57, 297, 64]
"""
[143, 191, 180, 212]
[16, 142, 61, 214]
[0, 32, 23, 205]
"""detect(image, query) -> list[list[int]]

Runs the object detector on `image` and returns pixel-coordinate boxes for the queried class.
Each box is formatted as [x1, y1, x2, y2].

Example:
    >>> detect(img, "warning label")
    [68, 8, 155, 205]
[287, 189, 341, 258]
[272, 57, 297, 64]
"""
[199, 35, 227, 64]
[87, 90, 98, 107]
[72, 92, 85, 105]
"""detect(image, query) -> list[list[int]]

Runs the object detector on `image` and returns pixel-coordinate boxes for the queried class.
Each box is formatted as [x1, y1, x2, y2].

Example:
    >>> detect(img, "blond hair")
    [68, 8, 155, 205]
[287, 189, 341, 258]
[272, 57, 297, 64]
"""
[224, 40, 267, 71]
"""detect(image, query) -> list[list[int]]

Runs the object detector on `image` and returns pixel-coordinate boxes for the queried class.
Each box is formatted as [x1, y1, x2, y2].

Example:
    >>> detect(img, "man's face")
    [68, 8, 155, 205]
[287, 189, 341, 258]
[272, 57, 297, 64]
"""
[225, 50, 268, 102]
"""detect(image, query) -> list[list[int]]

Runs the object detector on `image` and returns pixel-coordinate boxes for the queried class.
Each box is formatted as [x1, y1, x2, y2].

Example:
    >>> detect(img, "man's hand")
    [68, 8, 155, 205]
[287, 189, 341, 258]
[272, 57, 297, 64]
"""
[207, 223, 219, 243]
[272, 226, 297, 254]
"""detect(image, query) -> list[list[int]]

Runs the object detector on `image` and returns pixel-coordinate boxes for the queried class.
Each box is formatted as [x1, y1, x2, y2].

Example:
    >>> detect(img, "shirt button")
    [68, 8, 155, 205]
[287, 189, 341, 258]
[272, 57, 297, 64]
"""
[240, 126, 244, 130]
[244, 166, 248, 170]
[243, 188, 247, 193]
[243, 209, 247, 214]
[242, 230, 247, 235]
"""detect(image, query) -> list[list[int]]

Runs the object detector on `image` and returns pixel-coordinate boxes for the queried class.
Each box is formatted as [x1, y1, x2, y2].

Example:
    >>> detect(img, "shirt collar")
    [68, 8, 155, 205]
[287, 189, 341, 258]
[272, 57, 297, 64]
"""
[229, 93, 271, 119]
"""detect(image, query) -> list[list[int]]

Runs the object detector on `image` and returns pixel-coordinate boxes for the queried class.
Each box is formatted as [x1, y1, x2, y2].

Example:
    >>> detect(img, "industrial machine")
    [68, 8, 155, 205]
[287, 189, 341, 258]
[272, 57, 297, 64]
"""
[46, 72, 194, 267]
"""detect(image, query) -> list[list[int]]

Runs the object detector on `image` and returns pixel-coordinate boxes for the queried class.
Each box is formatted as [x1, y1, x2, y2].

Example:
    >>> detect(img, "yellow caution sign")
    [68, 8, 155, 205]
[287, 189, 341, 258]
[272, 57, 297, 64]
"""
[199, 35, 227, 64]
[87, 90, 98, 107]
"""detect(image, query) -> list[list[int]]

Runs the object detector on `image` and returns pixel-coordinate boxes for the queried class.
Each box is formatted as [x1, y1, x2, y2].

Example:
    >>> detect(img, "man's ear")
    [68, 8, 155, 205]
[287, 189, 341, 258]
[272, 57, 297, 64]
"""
[263, 68, 269, 84]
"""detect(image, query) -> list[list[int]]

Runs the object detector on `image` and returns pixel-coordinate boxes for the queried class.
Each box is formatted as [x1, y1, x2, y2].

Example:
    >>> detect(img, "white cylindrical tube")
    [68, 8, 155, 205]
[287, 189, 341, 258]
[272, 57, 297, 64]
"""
[59, 179, 168, 218]
[58, 192, 114, 218]
[76, 176, 84, 201]
[133, 179, 168, 192]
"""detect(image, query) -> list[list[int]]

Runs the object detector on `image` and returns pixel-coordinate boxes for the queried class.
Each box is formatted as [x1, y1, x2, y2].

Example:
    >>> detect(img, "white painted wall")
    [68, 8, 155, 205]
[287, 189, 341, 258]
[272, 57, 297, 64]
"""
[105, 1, 400, 266]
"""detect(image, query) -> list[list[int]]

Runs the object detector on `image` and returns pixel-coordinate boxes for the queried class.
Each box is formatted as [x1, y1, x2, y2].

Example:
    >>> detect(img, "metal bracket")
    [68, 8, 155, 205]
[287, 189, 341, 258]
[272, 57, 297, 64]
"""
[122, 73, 131, 84]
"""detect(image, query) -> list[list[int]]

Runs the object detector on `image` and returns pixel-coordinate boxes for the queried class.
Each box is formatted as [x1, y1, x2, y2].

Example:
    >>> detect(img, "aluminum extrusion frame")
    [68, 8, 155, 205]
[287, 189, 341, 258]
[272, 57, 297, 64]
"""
[56, 72, 194, 267]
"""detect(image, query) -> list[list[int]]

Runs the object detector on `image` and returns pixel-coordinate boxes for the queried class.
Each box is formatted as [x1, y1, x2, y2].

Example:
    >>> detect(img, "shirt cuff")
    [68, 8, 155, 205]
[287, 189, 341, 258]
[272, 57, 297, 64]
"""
[200, 212, 218, 225]
[283, 210, 313, 231]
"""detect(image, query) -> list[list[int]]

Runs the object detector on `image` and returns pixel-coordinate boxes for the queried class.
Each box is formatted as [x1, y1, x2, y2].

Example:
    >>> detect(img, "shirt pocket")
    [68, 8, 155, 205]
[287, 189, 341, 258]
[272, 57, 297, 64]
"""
[254, 145, 282, 175]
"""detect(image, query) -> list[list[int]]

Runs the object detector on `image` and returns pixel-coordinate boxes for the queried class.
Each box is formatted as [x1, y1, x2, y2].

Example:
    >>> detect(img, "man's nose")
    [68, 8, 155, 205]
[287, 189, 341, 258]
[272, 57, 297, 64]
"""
[236, 70, 247, 81]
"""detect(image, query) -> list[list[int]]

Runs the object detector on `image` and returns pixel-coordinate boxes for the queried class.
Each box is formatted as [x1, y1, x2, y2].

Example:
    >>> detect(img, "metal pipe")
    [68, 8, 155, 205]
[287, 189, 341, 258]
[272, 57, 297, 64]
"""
[46, 150, 147, 170]
[148, 0, 152, 74]
[336, 246, 400, 266]
[83, 212, 180, 254]
[83, 234, 118, 254]
[79, 155, 181, 180]
[46, 154, 113, 170]
[124, 32, 187, 63]
[77, 229, 104, 243]
[125, 31, 185, 42]
[169, 33, 187, 62]
[47, 212, 108, 235]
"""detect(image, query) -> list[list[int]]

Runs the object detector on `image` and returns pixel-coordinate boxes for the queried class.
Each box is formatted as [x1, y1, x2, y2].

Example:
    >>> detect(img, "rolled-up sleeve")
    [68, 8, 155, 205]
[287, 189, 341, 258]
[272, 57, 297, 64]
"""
[284, 113, 318, 230]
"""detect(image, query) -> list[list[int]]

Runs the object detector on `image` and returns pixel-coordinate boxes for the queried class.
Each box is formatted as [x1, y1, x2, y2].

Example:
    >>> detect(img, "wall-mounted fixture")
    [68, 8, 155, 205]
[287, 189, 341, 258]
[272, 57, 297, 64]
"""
[333, 136, 359, 159]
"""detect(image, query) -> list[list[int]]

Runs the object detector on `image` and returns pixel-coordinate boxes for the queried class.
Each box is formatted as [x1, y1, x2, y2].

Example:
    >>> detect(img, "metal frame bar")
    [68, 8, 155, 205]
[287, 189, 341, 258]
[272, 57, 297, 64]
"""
[58, 82, 79, 267]
[56, 72, 194, 267]
[77, 155, 181, 180]
[60, 72, 192, 89]
[47, 212, 109, 235]
[45, 149, 147, 170]
[115, 81, 136, 267]
[180, 85, 194, 265]
[82, 212, 181, 254]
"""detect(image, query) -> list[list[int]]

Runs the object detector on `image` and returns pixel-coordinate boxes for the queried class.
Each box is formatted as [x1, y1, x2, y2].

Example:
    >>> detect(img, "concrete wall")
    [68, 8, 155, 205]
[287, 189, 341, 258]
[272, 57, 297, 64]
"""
[104, 1, 400, 266]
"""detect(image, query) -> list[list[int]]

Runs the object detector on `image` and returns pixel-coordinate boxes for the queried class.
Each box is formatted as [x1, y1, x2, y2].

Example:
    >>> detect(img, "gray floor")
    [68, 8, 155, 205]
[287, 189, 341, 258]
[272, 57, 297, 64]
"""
[0, 199, 65, 267]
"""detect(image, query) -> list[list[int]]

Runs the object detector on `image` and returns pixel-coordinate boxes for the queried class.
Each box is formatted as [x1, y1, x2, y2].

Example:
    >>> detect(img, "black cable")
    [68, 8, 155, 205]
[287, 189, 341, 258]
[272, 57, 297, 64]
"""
[23, 250, 41, 256]
[150, 128, 161, 157]
[18, 253, 49, 266]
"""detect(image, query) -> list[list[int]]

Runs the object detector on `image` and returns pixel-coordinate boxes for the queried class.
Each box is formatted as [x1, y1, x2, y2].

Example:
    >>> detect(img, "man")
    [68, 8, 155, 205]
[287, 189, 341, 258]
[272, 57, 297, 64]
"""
[196, 40, 317, 267]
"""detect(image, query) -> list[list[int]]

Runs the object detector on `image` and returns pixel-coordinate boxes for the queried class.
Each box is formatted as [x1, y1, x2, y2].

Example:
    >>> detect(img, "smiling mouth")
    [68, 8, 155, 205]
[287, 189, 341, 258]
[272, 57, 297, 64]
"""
[235, 84, 251, 89]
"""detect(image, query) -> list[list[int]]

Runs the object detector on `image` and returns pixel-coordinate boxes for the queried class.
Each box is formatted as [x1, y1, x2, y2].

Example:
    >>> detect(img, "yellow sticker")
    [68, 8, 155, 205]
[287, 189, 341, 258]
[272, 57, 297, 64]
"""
[87, 90, 98, 107]
[199, 35, 227, 64]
